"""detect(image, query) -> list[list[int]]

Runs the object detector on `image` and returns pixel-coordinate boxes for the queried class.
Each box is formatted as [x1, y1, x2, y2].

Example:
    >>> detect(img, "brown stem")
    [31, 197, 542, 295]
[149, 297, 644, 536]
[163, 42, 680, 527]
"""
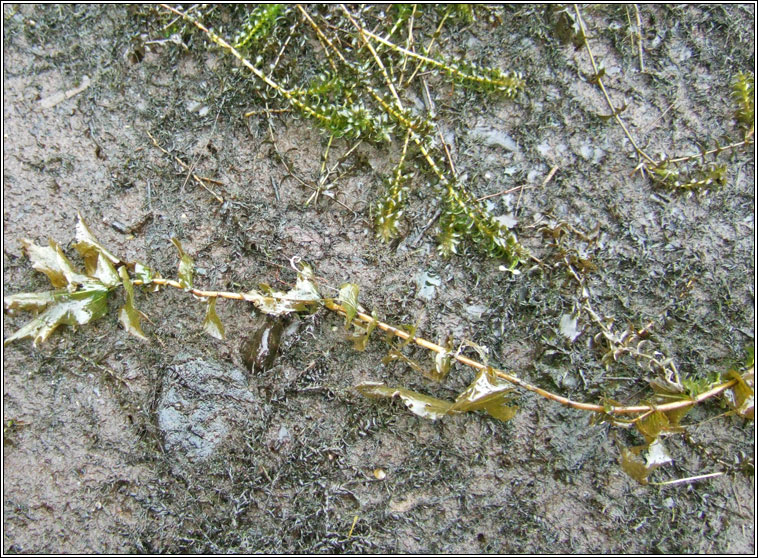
[134, 276, 737, 417]
[573, 5, 655, 165]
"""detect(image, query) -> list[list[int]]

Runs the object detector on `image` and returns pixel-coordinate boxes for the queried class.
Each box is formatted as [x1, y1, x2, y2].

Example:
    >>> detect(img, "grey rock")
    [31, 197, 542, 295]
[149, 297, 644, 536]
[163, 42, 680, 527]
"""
[157, 353, 256, 463]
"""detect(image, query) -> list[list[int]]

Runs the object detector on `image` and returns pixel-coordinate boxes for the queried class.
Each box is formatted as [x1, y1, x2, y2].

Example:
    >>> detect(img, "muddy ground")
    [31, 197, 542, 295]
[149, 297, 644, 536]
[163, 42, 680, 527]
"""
[2, 4, 754, 554]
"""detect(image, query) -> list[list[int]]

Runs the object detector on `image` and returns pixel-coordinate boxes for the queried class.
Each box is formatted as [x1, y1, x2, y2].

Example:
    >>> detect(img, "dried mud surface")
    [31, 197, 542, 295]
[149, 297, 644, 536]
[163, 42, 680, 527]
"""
[2, 5, 755, 554]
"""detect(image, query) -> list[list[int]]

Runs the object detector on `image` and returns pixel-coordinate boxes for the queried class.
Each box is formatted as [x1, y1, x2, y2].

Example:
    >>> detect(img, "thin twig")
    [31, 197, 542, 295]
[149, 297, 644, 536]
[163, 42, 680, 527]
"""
[146, 131, 224, 203]
[271, 19, 299, 73]
[404, 6, 450, 87]
[398, 4, 417, 85]
[573, 5, 654, 165]
[634, 5, 645, 72]
[658, 139, 753, 165]
[477, 184, 524, 202]
[180, 98, 225, 194]
[341, 5, 403, 110]
[641, 100, 678, 135]
[478, 166, 558, 203]
[79, 354, 132, 391]
[264, 108, 359, 215]
[438, 127, 457, 179]
[517, 165, 558, 213]
[648, 471, 725, 487]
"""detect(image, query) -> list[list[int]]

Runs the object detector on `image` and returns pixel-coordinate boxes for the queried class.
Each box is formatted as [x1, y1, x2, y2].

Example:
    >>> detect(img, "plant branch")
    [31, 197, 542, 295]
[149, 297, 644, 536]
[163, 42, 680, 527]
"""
[321, 298, 738, 416]
[131, 274, 738, 417]
[657, 139, 753, 165]
[573, 5, 655, 165]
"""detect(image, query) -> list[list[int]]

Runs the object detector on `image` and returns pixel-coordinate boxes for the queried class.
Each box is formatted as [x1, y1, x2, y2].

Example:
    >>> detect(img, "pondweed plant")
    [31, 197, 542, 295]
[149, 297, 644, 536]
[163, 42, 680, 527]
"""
[158, 3, 527, 266]
[4, 215, 754, 484]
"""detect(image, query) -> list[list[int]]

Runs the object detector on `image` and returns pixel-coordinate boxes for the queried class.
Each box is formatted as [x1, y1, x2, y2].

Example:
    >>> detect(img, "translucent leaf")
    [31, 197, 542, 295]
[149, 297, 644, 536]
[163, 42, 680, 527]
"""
[433, 351, 452, 382]
[724, 367, 754, 420]
[241, 315, 283, 373]
[449, 368, 518, 422]
[382, 348, 424, 372]
[356, 368, 518, 423]
[559, 313, 581, 342]
[381, 347, 443, 382]
[350, 312, 377, 351]
[635, 411, 670, 443]
[4, 291, 58, 315]
[338, 283, 359, 327]
[619, 439, 672, 485]
[171, 238, 194, 289]
[355, 382, 453, 420]
[290, 263, 321, 303]
[645, 438, 673, 468]
[73, 212, 121, 275]
[92, 253, 121, 288]
[459, 338, 490, 365]
[202, 297, 225, 340]
[21, 238, 90, 290]
[118, 266, 147, 341]
[4, 281, 109, 346]
[248, 263, 322, 316]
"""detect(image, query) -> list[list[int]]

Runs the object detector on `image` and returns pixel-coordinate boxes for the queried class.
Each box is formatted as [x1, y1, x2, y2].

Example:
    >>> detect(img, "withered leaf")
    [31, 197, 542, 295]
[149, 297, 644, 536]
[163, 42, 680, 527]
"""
[171, 238, 194, 289]
[4, 291, 58, 315]
[339, 283, 360, 327]
[724, 367, 754, 420]
[118, 265, 147, 341]
[4, 281, 109, 346]
[21, 238, 90, 290]
[635, 411, 670, 443]
[449, 368, 518, 422]
[619, 438, 672, 485]
[355, 382, 453, 420]
[202, 296, 225, 340]
[74, 211, 122, 275]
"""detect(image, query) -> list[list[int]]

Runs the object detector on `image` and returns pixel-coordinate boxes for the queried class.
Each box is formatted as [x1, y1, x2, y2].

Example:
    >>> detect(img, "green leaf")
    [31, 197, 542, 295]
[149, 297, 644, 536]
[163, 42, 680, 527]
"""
[4, 281, 109, 346]
[635, 411, 670, 443]
[448, 367, 518, 422]
[118, 265, 147, 341]
[339, 283, 360, 327]
[355, 382, 453, 420]
[724, 367, 754, 420]
[4, 290, 58, 315]
[91, 253, 121, 288]
[73, 212, 122, 275]
[619, 438, 673, 485]
[350, 311, 377, 351]
[133, 262, 153, 283]
[171, 238, 194, 289]
[202, 297, 225, 340]
[21, 238, 90, 290]
[133, 261, 162, 291]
